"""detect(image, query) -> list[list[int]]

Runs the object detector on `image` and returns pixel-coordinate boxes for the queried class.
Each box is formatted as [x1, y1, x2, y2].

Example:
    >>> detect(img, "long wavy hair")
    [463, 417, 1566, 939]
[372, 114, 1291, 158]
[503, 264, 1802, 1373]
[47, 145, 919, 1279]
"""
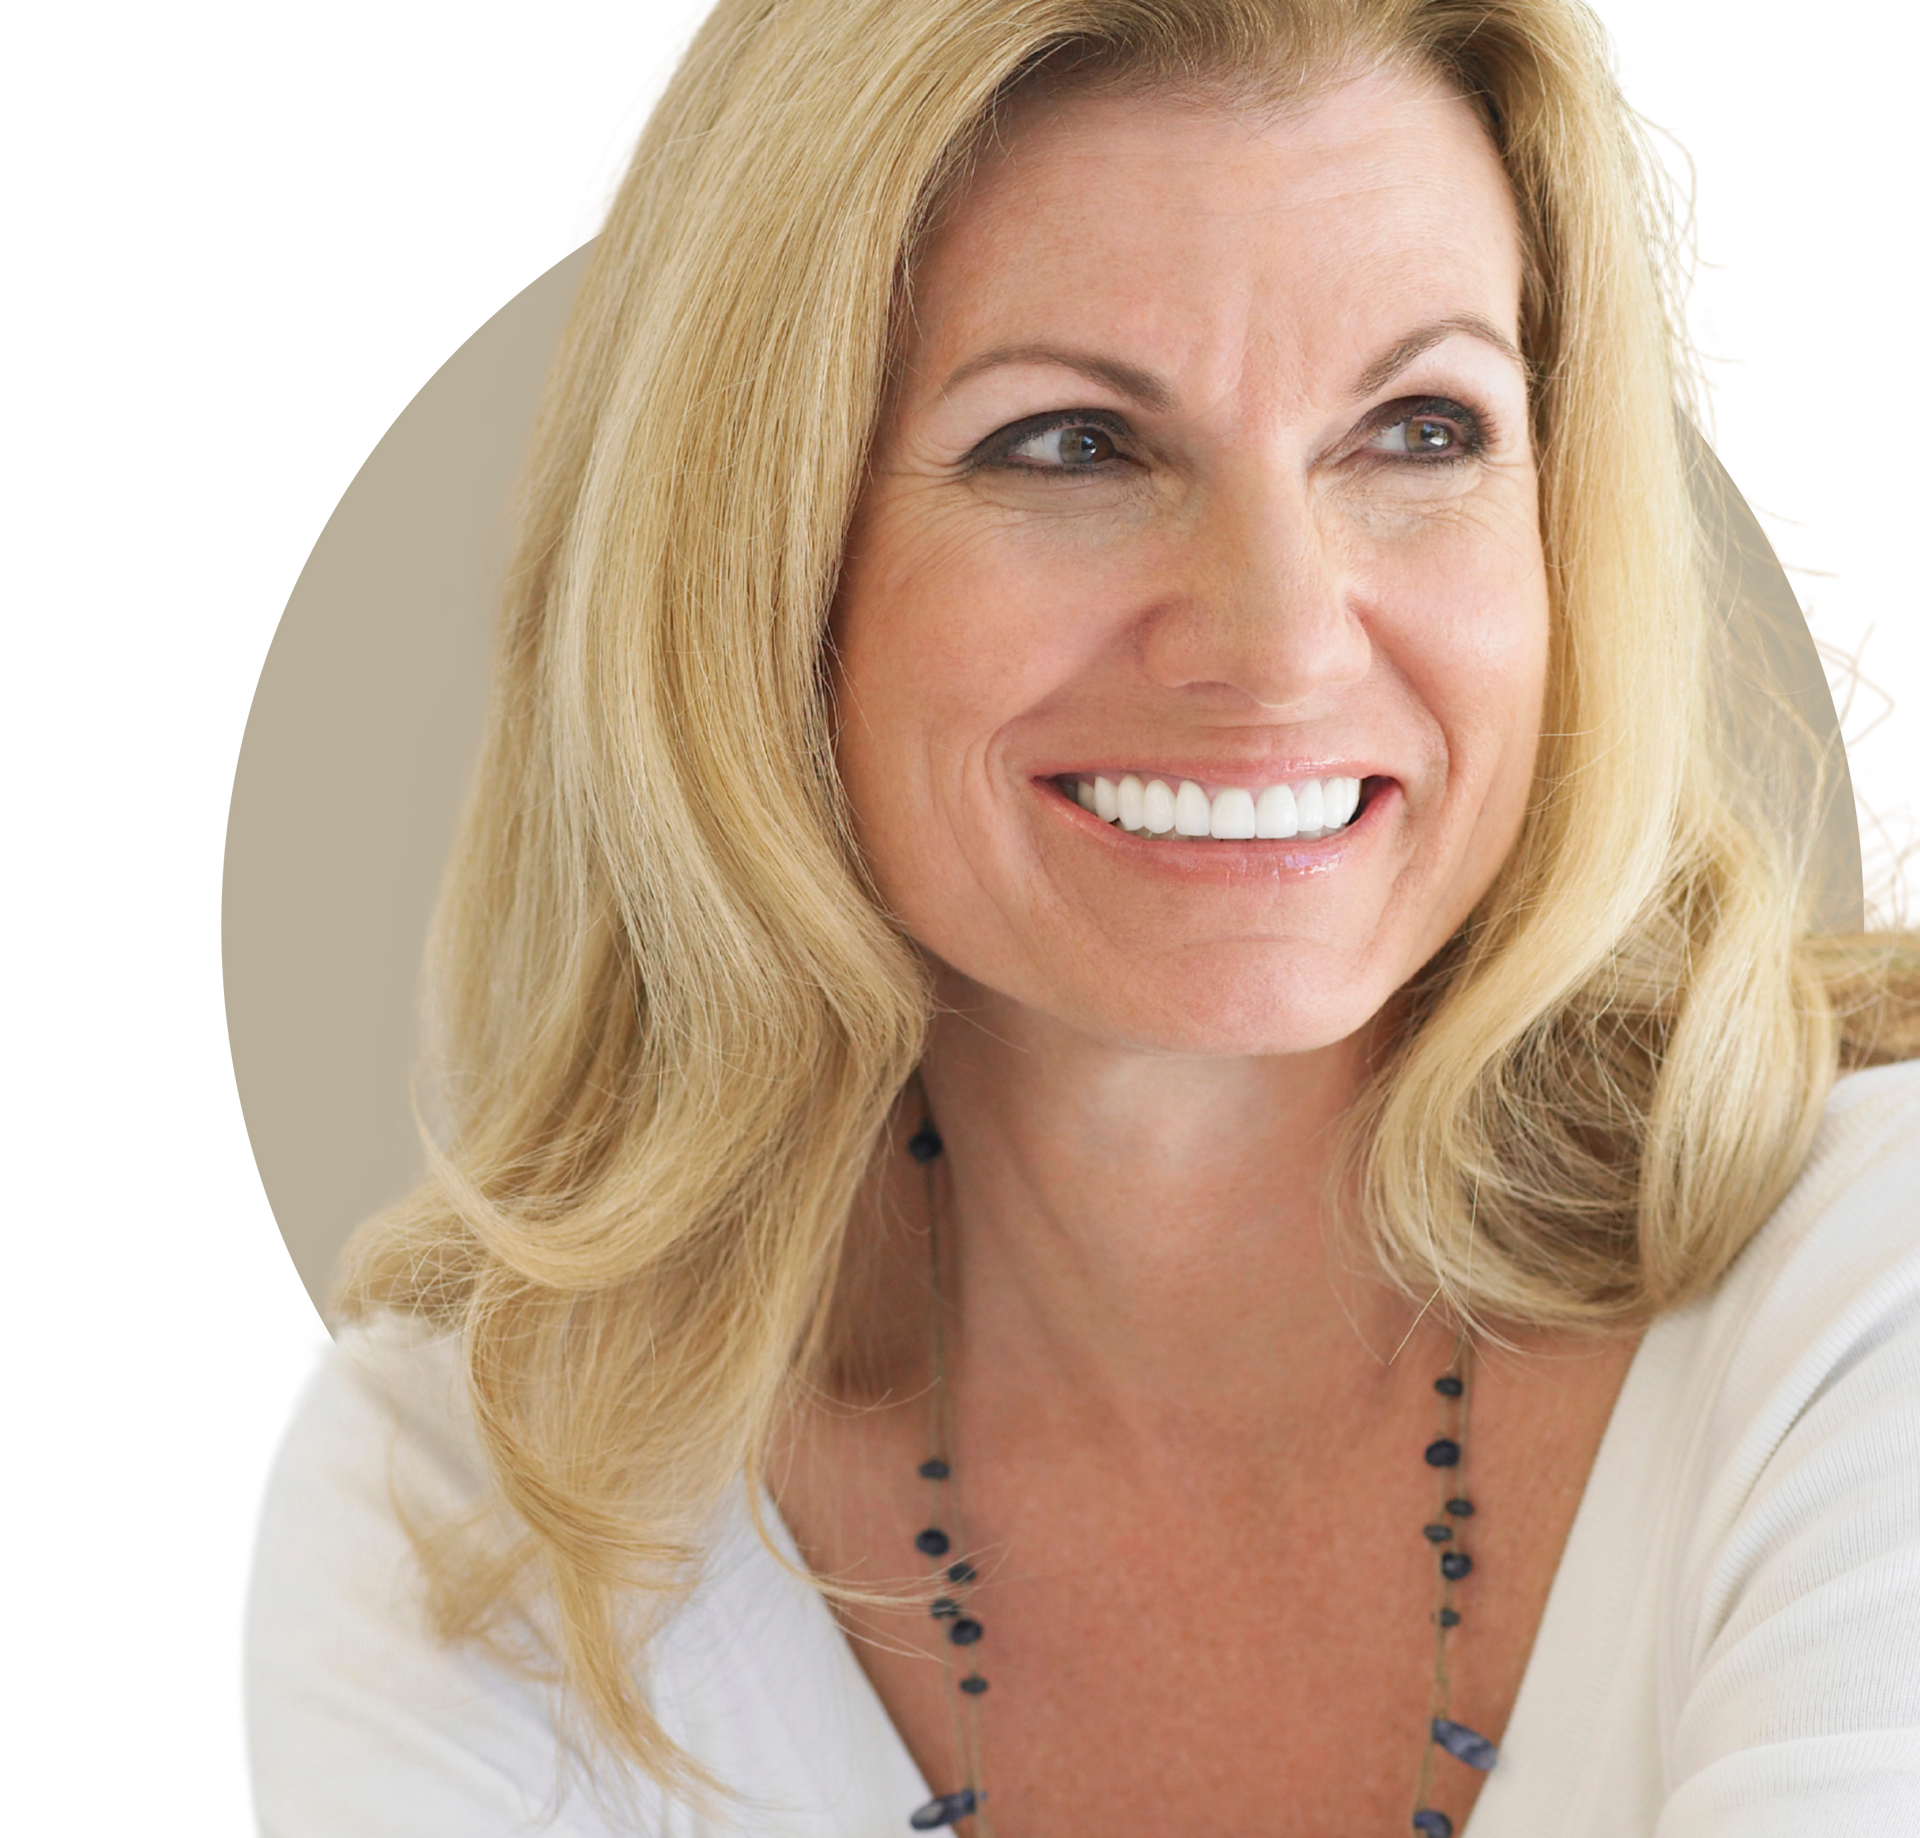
[341, 0, 1920, 1791]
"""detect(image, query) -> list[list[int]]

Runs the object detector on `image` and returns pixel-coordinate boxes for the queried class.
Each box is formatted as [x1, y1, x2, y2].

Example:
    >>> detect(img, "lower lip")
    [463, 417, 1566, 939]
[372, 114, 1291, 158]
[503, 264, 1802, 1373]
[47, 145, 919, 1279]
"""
[1040, 776, 1394, 878]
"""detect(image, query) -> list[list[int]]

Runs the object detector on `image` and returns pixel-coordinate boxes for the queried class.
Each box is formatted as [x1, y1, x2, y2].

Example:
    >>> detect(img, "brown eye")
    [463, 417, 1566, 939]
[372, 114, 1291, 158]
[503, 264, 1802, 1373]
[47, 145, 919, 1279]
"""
[1365, 400, 1484, 462]
[1005, 423, 1119, 468]
[1372, 416, 1459, 455]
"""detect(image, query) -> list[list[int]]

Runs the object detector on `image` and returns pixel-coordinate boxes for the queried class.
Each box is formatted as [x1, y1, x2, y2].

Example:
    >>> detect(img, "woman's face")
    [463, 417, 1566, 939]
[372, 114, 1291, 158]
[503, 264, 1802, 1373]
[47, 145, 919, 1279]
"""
[833, 65, 1548, 1058]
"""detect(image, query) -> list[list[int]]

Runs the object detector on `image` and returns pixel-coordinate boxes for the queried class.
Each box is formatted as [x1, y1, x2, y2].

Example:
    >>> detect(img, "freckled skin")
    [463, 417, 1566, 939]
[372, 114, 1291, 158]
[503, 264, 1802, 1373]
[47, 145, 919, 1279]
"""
[833, 76, 1548, 1056]
[782, 70, 1632, 1838]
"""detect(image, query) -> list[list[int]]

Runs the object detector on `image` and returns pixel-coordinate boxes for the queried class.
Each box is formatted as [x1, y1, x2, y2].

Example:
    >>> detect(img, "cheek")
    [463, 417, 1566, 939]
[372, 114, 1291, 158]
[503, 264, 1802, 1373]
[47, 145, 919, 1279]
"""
[1363, 501, 1549, 791]
[837, 493, 1117, 743]
[830, 498, 1091, 878]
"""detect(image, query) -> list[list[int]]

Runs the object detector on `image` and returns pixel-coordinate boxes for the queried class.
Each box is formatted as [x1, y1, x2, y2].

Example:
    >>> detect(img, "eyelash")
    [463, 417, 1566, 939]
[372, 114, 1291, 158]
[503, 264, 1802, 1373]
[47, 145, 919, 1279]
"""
[967, 396, 1491, 474]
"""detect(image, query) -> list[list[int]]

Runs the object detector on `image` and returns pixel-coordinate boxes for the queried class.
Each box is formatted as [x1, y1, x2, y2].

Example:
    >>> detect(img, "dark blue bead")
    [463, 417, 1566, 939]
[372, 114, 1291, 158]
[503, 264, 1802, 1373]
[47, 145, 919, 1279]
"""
[947, 1561, 977, 1584]
[910, 1788, 978, 1828]
[1412, 1811, 1455, 1837]
[918, 1458, 951, 1481]
[949, 1617, 984, 1646]
[1440, 1551, 1474, 1581]
[1424, 1439, 1462, 1468]
[1431, 1718, 1499, 1771]
[1433, 1375, 1465, 1397]
[959, 1674, 988, 1695]
[930, 1597, 960, 1619]
[915, 1528, 951, 1558]
[1445, 1497, 1475, 1517]
[1437, 1607, 1462, 1628]
[1422, 1522, 1454, 1543]
[908, 1125, 944, 1164]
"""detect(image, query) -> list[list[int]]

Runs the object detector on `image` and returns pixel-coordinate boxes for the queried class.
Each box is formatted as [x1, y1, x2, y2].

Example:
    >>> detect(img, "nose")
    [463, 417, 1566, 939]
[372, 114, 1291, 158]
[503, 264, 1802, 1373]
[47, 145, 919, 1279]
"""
[1137, 471, 1371, 712]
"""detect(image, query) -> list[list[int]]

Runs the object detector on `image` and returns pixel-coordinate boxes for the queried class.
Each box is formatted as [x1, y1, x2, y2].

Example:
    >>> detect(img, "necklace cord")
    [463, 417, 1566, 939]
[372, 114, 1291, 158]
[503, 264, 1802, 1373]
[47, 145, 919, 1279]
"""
[904, 1105, 1494, 1837]
[912, 1112, 993, 1834]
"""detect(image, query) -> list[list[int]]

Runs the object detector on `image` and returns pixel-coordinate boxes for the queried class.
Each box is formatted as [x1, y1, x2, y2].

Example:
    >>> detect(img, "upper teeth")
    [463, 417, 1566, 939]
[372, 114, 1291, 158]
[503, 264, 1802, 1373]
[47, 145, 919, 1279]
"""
[1068, 773, 1364, 839]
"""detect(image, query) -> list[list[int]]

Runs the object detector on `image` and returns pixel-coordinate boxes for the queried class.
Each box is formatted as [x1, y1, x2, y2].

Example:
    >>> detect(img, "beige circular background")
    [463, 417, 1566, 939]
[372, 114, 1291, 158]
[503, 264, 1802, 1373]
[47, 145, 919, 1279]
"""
[222, 243, 1862, 1327]
[223, 244, 590, 1326]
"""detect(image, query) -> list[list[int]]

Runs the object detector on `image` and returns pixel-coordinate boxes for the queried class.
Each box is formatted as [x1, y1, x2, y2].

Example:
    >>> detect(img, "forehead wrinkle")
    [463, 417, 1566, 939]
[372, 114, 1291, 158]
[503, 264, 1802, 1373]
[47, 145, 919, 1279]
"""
[912, 89, 1524, 436]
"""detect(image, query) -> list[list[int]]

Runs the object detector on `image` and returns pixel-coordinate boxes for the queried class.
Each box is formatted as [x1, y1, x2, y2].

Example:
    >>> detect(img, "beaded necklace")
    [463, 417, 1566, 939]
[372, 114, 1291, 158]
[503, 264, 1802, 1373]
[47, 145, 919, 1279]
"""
[900, 1113, 1501, 1837]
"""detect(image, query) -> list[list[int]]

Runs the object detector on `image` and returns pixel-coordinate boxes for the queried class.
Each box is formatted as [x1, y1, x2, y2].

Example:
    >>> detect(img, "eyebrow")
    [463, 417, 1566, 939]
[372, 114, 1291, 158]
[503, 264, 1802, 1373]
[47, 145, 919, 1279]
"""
[1351, 314, 1525, 396]
[937, 314, 1524, 414]
[940, 344, 1176, 412]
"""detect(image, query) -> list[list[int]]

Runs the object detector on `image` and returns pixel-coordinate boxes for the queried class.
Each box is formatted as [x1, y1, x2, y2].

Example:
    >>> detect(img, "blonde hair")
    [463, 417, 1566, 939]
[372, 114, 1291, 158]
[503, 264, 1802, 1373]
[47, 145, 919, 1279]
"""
[341, 0, 1920, 1790]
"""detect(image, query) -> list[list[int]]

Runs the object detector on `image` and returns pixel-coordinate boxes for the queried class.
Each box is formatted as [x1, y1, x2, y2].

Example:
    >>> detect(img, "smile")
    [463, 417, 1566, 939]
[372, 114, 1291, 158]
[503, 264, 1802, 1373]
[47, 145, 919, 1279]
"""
[1057, 772, 1366, 840]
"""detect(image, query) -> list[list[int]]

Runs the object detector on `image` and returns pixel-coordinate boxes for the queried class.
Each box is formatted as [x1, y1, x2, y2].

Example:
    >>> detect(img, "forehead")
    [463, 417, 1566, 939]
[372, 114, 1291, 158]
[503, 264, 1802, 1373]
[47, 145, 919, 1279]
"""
[905, 66, 1523, 400]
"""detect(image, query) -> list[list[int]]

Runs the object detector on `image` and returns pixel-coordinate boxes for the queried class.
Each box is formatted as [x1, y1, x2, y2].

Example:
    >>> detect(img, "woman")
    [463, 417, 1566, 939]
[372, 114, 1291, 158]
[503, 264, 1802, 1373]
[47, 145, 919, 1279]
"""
[247, 1, 1920, 1833]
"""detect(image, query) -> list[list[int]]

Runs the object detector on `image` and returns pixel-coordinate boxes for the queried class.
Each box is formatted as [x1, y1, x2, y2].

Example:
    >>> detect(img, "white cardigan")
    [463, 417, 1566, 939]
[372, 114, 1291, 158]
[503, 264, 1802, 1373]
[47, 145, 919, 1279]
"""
[247, 1060, 1920, 1836]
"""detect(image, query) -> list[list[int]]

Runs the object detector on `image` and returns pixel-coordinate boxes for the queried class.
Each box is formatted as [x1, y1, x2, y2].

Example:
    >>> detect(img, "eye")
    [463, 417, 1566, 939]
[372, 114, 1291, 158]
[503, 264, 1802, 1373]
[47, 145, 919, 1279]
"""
[1363, 398, 1486, 463]
[975, 413, 1130, 473]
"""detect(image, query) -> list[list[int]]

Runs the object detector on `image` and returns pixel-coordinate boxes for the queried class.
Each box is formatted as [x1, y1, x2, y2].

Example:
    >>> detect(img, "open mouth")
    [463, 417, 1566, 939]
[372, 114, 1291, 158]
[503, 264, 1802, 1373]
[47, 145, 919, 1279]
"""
[1054, 771, 1369, 840]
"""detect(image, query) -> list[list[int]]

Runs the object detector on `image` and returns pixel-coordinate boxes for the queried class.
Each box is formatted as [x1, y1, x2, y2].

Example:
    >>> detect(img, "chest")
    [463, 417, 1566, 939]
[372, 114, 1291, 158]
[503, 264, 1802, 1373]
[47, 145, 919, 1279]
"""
[776, 1358, 1628, 1838]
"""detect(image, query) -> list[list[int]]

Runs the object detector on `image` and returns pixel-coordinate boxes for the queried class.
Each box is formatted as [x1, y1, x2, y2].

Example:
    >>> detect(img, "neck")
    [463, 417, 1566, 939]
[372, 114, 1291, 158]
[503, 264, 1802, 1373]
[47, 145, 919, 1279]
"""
[901, 967, 1425, 1431]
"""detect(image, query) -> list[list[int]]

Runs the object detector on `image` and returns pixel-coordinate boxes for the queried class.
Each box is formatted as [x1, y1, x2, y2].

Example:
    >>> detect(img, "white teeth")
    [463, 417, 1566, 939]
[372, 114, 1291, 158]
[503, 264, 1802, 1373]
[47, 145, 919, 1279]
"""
[1294, 778, 1324, 833]
[1073, 772, 1364, 841]
[1255, 782, 1298, 838]
[1141, 779, 1176, 835]
[1210, 786, 1256, 839]
[1174, 779, 1210, 836]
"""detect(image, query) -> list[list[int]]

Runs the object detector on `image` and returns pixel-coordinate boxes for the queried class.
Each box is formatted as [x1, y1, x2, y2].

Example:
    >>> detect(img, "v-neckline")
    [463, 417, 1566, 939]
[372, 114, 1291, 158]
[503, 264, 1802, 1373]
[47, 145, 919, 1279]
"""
[742, 1307, 1684, 1838]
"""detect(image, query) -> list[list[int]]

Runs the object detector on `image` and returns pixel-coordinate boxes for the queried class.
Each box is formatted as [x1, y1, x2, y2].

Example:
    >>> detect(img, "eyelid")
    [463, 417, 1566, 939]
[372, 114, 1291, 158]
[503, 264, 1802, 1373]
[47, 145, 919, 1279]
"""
[1360, 394, 1490, 456]
[965, 407, 1136, 470]
[960, 394, 1494, 470]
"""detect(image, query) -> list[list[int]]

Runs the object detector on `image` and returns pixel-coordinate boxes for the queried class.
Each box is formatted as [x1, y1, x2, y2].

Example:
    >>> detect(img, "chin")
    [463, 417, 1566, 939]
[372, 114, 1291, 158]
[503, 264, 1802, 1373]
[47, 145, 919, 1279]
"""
[1040, 958, 1395, 1061]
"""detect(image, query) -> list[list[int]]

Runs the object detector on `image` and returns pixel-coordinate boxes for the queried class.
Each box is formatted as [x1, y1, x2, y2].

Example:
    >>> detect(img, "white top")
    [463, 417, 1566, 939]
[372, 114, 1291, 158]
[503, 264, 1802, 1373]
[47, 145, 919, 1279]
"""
[247, 1061, 1920, 1836]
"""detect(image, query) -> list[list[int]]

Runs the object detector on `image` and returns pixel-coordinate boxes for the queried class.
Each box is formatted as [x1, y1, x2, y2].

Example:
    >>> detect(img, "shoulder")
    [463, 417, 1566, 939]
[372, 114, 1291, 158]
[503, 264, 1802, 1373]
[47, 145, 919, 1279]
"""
[1769, 1053, 1920, 1266]
[245, 1316, 638, 1837]
[1648, 1059, 1920, 1826]
[1670, 1056, 1920, 1545]
[248, 1318, 929, 1835]
[1693, 1057, 1920, 1432]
